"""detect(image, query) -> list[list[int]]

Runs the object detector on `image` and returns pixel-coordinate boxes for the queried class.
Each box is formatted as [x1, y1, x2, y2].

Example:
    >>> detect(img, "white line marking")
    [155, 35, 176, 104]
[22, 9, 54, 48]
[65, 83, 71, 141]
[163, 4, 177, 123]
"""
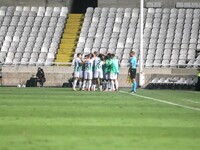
[182, 99, 200, 104]
[119, 91, 200, 111]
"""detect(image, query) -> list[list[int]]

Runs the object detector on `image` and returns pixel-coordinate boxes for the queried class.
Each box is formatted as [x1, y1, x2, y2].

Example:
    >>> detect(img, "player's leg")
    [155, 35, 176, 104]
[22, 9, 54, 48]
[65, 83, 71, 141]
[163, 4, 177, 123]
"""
[73, 72, 79, 91]
[110, 73, 115, 91]
[82, 71, 87, 91]
[99, 70, 103, 91]
[88, 72, 93, 91]
[131, 69, 137, 93]
[92, 71, 98, 91]
[104, 74, 109, 91]
[114, 74, 119, 91]
[107, 73, 112, 91]
[78, 71, 83, 90]
[110, 80, 115, 91]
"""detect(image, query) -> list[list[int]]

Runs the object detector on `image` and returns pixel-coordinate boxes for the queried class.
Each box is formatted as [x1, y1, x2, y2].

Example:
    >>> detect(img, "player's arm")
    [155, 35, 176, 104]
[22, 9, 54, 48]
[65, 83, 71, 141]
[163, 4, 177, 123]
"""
[79, 59, 84, 65]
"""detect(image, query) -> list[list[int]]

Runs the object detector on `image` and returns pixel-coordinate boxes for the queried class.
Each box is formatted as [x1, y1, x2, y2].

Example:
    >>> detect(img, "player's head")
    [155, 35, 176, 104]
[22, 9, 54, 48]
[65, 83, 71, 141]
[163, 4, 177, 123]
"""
[77, 53, 82, 58]
[89, 53, 94, 59]
[85, 54, 90, 59]
[93, 51, 98, 57]
[99, 54, 104, 61]
[111, 53, 115, 58]
[106, 53, 111, 59]
[130, 51, 135, 57]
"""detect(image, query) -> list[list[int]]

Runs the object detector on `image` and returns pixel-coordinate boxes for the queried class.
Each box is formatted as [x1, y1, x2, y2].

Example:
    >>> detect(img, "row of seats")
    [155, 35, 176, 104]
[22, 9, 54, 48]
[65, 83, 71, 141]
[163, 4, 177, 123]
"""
[0, 6, 68, 65]
[176, 2, 200, 8]
[147, 76, 197, 89]
[0, 6, 68, 17]
[75, 7, 200, 68]
[146, 2, 200, 9]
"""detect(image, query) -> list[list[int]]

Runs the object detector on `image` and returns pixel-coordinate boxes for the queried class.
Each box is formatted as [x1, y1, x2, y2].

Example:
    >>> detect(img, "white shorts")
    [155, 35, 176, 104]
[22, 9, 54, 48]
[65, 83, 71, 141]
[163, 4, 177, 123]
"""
[84, 71, 93, 80]
[94, 70, 103, 79]
[74, 71, 83, 78]
[110, 73, 118, 80]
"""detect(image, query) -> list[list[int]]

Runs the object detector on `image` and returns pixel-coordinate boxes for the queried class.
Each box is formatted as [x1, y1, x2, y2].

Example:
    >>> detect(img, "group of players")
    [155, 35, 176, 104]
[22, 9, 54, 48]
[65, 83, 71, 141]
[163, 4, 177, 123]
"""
[72, 52, 120, 92]
[72, 51, 137, 93]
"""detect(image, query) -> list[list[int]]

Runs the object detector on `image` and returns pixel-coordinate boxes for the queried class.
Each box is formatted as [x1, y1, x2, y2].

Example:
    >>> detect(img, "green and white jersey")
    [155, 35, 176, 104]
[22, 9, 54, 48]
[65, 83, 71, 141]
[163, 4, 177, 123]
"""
[110, 58, 119, 74]
[74, 58, 82, 72]
[93, 57, 103, 72]
[84, 59, 93, 72]
[104, 59, 112, 74]
[112, 58, 120, 74]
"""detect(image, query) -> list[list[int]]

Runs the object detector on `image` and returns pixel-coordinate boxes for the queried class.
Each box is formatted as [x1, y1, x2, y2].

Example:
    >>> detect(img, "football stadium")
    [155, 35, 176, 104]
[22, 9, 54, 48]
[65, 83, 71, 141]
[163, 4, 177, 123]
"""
[0, 0, 200, 149]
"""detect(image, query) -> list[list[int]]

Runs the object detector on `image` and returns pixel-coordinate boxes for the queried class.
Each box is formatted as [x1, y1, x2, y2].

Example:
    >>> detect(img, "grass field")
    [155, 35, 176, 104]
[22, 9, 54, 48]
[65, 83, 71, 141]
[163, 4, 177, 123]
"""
[0, 87, 200, 150]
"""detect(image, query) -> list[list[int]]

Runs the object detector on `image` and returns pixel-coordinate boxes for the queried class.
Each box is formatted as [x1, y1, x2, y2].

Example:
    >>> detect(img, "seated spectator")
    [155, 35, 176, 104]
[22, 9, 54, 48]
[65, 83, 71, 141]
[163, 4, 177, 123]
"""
[36, 67, 46, 87]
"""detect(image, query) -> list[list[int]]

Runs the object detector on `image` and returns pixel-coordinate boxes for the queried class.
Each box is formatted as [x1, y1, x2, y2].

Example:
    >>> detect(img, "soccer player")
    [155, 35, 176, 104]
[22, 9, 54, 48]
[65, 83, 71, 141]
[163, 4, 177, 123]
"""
[128, 51, 137, 93]
[110, 54, 120, 91]
[93, 52, 104, 91]
[82, 54, 93, 91]
[104, 53, 112, 91]
[73, 53, 83, 91]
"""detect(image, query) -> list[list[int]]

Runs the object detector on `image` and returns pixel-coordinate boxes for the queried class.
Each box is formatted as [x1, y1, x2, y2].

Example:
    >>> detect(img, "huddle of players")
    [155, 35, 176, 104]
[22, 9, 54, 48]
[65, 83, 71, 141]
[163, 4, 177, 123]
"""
[72, 52, 120, 92]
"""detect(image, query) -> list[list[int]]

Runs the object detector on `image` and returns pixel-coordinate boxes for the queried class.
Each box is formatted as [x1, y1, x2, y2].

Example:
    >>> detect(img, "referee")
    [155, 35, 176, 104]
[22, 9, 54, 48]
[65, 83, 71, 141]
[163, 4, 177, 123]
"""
[128, 51, 137, 93]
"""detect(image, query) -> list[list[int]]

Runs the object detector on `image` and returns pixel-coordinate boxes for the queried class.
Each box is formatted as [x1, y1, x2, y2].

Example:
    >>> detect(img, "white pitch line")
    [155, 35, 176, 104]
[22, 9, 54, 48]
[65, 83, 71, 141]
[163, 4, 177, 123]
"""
[182, 99, 200, 104]
[119, 91, 200, 111]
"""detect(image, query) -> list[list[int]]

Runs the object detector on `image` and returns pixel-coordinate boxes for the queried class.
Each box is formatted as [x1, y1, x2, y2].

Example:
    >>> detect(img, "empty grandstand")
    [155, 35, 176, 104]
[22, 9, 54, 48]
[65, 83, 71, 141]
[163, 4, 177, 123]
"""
[75, 6, 200, 68]
[0, 6, 68, 66]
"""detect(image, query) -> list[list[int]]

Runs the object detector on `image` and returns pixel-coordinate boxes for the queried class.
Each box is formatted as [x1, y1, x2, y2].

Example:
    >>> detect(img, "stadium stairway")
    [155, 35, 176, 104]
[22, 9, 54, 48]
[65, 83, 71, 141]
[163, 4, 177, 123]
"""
[55, 14, 84, 65]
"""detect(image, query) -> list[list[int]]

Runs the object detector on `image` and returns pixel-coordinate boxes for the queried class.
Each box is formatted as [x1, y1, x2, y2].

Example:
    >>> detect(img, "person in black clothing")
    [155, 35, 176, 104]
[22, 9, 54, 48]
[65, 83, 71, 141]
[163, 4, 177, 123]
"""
[195, 68, 200, 91]
[36, 67, 46, 87]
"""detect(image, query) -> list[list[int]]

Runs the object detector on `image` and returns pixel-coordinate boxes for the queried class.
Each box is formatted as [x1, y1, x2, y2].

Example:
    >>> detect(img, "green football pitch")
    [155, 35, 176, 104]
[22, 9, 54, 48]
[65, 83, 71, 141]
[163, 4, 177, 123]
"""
[0, 87, 200, 150]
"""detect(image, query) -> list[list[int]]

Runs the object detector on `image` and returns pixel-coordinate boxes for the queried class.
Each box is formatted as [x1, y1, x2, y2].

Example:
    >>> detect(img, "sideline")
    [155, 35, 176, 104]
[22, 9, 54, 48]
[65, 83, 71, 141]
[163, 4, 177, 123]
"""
[119, 90, 200, 111]
[182, 99, 200, 104]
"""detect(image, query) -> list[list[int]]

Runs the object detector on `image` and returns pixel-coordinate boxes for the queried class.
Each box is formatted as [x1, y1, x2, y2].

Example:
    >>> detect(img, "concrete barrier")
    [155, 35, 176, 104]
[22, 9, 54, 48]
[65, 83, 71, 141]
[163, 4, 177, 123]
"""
[1, 66, 198, 87]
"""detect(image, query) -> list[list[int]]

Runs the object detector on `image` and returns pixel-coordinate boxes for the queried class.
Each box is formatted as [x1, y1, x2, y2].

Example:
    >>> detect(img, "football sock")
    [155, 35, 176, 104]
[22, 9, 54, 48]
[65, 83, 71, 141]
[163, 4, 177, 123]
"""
[132, 81, 137, 92]
[111, 80, 115, 91]
[93, 84, 96, 91]
[73, 79, 77, 89]
[88, 80, 92, 90]
[106, 80, 109, 90]
[79, 81, 82, 89]
[108, 80, 111, 89]
[82, 80, 86, 89]
[115, 80, 119, 90]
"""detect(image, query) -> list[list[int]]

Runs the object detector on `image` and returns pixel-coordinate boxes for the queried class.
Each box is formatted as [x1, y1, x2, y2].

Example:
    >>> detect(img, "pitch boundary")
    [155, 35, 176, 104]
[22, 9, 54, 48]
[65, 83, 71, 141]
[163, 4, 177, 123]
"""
[119, 91, 200, 111]
[181, 99, 200, 104]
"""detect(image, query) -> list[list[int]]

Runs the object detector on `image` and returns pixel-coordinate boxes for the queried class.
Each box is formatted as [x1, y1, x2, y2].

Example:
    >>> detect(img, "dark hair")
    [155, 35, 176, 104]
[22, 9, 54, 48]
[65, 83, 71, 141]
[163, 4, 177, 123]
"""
[111, 53, 115, 58]
[77, 53, 81, 57]
[106, 53, 111, 59]
[99, 54, 104, 61]
[85, 54, 90, 58]
[93, 51, 98, 56]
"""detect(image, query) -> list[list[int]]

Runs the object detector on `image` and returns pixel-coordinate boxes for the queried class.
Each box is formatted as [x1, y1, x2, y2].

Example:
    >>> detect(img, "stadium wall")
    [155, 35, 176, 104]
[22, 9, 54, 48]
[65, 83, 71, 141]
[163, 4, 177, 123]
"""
[1, 66, 131, 87]
[98, 0, 200, 8]
[1, 66, 198, 87]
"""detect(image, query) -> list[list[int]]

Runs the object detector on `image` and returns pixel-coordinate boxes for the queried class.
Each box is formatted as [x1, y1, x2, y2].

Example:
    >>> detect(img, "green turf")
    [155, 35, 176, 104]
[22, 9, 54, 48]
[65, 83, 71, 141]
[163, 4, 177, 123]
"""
[0, 87, 200, 150]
